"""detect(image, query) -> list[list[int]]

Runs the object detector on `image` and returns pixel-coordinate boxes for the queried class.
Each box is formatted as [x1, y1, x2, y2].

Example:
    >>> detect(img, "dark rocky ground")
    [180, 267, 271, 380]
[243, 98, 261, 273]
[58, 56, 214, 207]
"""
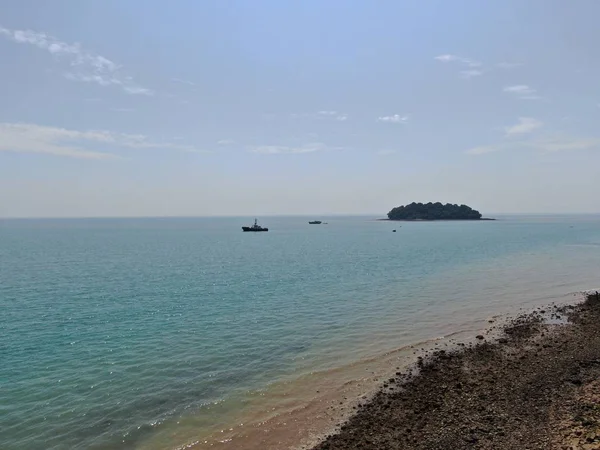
[312, 292, 600, 450]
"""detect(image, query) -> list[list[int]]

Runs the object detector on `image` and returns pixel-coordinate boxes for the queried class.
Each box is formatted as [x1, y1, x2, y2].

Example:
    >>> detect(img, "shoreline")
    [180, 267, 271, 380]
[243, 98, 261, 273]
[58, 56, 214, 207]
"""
[160, 317, 499, 450]
[312, 291, 600, 449]
[159, 290, 588, 450]
[376, 218, 496, 222]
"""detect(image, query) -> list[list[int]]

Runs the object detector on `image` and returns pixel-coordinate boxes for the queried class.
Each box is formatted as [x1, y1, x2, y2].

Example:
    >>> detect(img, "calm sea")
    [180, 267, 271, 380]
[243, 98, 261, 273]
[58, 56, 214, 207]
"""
[2, 215, 600, 449]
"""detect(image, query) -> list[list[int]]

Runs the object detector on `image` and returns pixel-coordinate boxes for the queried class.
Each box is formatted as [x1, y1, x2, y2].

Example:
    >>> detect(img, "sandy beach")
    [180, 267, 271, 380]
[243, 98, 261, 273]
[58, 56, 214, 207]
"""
[311, 292, 600, 450]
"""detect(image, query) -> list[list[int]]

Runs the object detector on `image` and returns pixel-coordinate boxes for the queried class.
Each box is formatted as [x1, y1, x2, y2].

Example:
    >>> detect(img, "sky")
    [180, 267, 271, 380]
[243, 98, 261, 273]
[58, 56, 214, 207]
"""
[1, 0, 600, 217]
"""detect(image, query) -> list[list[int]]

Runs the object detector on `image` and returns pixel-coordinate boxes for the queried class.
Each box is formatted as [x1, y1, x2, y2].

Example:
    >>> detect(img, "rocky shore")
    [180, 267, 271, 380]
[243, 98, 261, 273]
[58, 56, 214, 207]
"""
[312, 292, 600, 450]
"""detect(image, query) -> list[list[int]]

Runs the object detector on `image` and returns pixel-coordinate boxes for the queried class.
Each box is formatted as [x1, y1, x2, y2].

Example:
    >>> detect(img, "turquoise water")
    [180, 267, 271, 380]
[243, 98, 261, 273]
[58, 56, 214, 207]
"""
[2, 215, 600, 450]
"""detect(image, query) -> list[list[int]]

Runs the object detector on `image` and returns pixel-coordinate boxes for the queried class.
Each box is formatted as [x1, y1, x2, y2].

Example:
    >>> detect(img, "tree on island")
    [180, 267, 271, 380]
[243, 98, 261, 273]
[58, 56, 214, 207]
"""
[387, 202, 483, 221]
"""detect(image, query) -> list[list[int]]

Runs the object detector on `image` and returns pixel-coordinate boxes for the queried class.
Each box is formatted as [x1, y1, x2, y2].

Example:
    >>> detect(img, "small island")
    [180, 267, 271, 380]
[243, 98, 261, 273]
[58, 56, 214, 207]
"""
[387, 202, 492, 221]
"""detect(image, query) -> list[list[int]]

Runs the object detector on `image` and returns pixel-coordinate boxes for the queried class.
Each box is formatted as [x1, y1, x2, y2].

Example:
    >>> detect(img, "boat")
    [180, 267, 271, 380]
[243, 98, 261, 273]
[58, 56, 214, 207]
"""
[308, 221, 322, 224]
[242, 218, 268, 232]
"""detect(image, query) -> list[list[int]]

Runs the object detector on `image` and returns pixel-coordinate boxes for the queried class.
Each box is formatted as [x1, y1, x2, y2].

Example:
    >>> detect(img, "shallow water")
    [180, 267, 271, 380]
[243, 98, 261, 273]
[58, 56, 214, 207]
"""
[1, 215, 600, 449]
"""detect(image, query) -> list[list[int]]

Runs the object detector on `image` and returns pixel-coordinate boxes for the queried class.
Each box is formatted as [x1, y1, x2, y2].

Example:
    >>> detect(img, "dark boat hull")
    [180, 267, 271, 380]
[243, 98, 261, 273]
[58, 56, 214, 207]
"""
[308, 221, 322, 224]
[242, 227, 268, 232]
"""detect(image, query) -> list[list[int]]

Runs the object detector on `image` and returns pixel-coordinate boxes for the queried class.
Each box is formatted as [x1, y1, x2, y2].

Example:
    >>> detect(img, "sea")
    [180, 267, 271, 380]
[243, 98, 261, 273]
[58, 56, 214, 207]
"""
[2, 215, 600, 450]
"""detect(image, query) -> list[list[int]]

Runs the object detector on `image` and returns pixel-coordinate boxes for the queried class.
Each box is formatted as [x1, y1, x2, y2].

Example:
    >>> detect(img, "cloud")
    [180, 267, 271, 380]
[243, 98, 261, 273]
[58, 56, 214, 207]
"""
[497, 62, 523, 69]
[505, 117, 543, 136]
[122, 86, 153, 96]
[377, 149, 396, 156]
[0, 122, 199, 159]
[434, 54, 457, 62]
[466, 134, 600, 156]
[465, 145, 501, 155]
[435, 54, 481, 67]
[503, 85, 541, 100]
[0, 26, 152, 95]
[251, 142, 335, 154]
[0, 123, 116, 159]
[377, 114, 409, 124]
[532, 136, 600, 152]
[171, 78, 196, 86]
[292, 111, 349, 121]
[503, 85, 534, 94]
[217, 139, 235, 145]
[110, 107, 136, 112]
[460, 69, 484, 79]
[436, 55, 523, 78]
[435, 54, 484, 79]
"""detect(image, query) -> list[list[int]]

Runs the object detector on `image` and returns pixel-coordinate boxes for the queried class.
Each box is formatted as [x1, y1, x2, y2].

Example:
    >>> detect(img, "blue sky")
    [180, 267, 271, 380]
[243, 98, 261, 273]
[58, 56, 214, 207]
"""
[1, 0, 600, 217]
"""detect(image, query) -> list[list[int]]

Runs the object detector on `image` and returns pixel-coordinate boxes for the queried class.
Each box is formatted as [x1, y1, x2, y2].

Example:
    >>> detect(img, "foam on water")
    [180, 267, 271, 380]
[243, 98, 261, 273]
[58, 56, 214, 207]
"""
[1, 215, 600, 450]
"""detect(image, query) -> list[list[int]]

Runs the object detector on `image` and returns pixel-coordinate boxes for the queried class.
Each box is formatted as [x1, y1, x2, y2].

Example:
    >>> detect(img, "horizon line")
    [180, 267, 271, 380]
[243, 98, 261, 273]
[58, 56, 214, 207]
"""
[2, 212, 600, 221]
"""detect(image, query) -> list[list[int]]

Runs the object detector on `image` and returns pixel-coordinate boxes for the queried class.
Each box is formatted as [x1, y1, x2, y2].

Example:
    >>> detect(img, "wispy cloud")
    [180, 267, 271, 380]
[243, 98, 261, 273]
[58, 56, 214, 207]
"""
[466, 135, 600, 156]
[503, 85, 535, 94]
[0, 122, 199, 159]
[437, 55, 524, 78]
[0, 26, 152, 95]
[122, 85, 153, 95]
[503, 85, 541, 100]
[460, 69, 484, 79]
[435, 54, 485, 80]
[251, 142, 336, 154]
[465, 145, 501, 155]
[505, 117, 543, 136]
[291, 111, 349, 121]
[532, 136, 600, 152]
[377, 149, 397, 156]
[377, 114, 409, 124]
[217, 139, 235, 145]
[318, 110, 349, 121]
[434, 54, 481, 67]
[0, 123, 117, 159]
[497, 62, 523, 69]
[171, 78, 196, 86]
[110, 107, 136, 112]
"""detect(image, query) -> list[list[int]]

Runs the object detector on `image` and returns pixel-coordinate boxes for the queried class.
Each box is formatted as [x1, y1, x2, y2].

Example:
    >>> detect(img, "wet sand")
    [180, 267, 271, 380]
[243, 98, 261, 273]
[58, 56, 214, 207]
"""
[180, 340, 435, 450]
[312, 292, 600, 450]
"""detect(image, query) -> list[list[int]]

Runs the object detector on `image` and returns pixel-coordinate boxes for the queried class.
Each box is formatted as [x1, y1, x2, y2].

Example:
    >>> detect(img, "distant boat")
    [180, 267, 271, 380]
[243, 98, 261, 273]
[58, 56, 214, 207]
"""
[308, 221, 322, 224]
[242, 218, 268, 232]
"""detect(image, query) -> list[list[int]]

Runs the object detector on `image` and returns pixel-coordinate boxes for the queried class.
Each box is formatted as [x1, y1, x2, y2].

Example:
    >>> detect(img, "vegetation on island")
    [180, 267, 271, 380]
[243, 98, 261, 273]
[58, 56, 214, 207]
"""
[387, 202, 483, 221]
